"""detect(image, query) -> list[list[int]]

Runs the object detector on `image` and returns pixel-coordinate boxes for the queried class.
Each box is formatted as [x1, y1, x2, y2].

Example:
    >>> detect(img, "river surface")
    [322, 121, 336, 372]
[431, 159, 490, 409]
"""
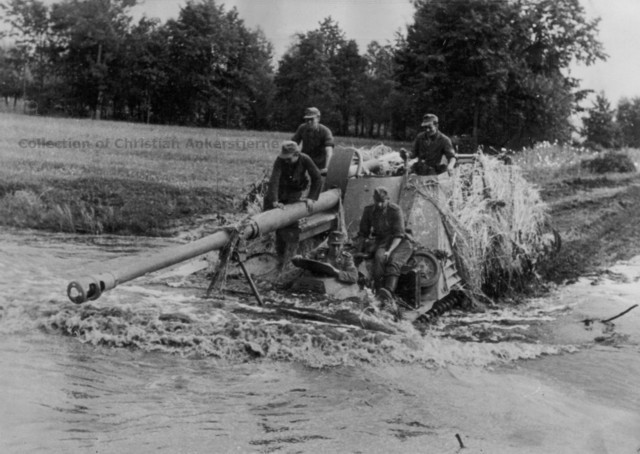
[1, 228, 639, 453]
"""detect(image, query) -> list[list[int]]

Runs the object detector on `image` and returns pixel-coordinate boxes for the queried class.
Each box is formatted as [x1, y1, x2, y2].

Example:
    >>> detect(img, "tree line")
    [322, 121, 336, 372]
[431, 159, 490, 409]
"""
[1, 0, 637, 148]
[582, 93, 640, 149]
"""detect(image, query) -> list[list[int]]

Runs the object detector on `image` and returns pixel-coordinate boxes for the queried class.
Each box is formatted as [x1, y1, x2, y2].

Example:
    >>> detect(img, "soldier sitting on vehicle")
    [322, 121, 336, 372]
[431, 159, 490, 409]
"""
[292, 230, 358, 284]
[400, 113, 457, 176]
[354, 187, 414, 302]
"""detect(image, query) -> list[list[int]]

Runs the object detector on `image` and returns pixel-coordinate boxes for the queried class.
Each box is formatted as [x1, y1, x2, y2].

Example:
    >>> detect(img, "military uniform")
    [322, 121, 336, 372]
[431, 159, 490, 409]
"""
[358, 196, 413, 290]
[291, 107, 335, 171]
[263, 152, 322, 210]
[308, 246, 358, 284]
[410, 130, 456, 175]
[264, 142, 323, 264]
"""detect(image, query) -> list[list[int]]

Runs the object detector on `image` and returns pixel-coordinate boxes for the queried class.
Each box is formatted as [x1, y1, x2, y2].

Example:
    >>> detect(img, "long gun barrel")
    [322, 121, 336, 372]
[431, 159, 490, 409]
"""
[67, 189, 342, 304]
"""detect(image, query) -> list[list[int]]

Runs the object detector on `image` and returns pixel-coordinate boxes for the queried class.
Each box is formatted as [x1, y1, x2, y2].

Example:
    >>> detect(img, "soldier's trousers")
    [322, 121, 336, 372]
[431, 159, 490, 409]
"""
[372, 238, 413, 288]
[267, 190, 308, 266]
[275, 227, 298, 265]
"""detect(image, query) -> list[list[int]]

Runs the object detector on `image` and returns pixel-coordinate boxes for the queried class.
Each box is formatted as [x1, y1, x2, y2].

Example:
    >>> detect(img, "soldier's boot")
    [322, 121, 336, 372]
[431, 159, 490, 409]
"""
[378, 275, 399, 306]
[384, 275, 399, 293]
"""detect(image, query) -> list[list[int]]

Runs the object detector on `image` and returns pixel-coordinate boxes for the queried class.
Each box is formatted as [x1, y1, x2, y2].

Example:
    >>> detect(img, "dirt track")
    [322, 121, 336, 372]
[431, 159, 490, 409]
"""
[539, 173, 640, 284]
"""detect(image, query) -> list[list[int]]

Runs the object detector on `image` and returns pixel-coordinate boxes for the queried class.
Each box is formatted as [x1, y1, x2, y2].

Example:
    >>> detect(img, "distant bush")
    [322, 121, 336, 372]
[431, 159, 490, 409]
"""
[0, 190, 46, 226]
[581, 151, 637, 174]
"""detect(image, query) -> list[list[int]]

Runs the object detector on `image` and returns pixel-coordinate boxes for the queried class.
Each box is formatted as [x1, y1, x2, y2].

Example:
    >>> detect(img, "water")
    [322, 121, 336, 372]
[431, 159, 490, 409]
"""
[1, 228, 639, 453]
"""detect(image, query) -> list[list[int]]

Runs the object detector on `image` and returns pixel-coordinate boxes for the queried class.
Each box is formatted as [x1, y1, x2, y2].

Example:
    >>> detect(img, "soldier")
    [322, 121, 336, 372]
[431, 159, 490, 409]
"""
[302, 230, 358, 284]
[401, 113, 457, 176]
[355, 187, 413, 301]
[291, 107, 335, 175]
[264, 140, 322, 265]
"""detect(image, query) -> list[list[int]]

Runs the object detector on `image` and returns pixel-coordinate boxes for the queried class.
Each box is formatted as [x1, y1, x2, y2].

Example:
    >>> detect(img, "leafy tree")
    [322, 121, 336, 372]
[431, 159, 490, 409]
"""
[116, 17, 168, 122]
[0, 45, 25, 107]
[360, 41, 406, 138]
[160, 0, 274, 127]
[331, 39, 366, 134]
[0, 0, 51, 108]
[275, 18, 340, 130]
[274, 17, 366, 134]
[2, 0, 274, 126]
[581, 93, 619, 149]
[49, 0, 137, 118]
[617, 97, 640, 148]
[395, 0, 606, 147]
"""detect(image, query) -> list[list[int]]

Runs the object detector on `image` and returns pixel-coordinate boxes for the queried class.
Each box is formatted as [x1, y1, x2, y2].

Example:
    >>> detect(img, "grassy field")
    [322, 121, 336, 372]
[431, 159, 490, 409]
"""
[0, 112, 410, 235]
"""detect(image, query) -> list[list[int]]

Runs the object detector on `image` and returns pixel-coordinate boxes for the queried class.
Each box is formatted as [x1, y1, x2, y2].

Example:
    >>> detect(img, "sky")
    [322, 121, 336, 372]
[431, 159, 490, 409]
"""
[6, 0, 640, 104]
[131, 0, 415, 56]
[571, 0, 640, 103]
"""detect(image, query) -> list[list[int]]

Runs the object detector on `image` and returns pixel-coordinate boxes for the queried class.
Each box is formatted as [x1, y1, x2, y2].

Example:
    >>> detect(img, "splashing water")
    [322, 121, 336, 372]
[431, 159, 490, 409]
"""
[2, 228, 640, 453]
[1, 228, 570, 368]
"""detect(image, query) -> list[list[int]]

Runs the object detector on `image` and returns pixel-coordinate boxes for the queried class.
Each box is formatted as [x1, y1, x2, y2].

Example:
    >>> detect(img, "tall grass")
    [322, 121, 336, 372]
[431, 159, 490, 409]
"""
[445, 155, 550, 297]
[512, 141, 640, 186]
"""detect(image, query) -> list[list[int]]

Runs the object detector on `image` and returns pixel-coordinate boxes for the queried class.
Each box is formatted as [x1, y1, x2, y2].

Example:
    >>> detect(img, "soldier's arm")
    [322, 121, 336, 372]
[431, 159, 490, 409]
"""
[321, 126, 335, 173]
[291, 125, 303, 144]
[304, 154, 323, 201]
[263, 159, 282, 210]
[336, 253, 358, 284]
[447, 155, 457, 173]
[385, 237, 402, 259]
[322, 146, 333, 174]
[383, 206, 406, 260]
[443, 136, 457, 173]
[443, 136, 456, 159]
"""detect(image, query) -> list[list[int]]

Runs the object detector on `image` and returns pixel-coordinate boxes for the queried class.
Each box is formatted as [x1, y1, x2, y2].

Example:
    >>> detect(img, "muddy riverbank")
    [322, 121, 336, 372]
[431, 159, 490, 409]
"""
[538, 172, 640, 284]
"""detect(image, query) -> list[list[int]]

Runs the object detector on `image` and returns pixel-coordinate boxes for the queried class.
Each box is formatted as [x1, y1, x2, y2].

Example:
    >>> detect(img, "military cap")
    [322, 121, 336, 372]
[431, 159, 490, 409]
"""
[421, 113, 439, 126]
[373, 187, 390, 202]
[304, 107, 321, 118]
[279, 140, 299, 158]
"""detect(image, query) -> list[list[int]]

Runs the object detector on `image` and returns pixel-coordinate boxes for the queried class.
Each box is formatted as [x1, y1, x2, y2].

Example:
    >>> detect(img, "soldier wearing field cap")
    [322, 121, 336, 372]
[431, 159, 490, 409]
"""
[355, 187, 413, 300]
[296, 230, 358, 284]
[291, 107, 335, 175]
[264, 140, 322, 264]
[264, 140, 322, 210]
[400, 113, 456, 176]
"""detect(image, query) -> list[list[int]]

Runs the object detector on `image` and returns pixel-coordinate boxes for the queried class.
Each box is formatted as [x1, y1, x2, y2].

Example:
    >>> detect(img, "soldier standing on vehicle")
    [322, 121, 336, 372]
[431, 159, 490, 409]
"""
[355, 187, 413, 301]
[264, 140, 322, 266]
[400, 113, 457, 176]
[291, 107, 335, 175]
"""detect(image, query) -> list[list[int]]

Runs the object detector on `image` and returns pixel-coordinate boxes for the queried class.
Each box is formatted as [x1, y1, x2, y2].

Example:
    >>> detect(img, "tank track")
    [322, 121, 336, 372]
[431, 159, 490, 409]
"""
[413, 289, 467, 325]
